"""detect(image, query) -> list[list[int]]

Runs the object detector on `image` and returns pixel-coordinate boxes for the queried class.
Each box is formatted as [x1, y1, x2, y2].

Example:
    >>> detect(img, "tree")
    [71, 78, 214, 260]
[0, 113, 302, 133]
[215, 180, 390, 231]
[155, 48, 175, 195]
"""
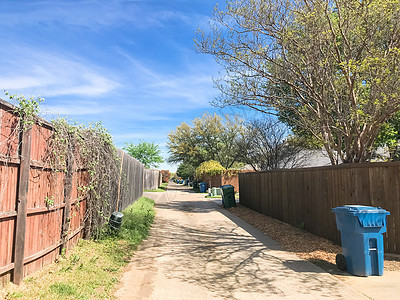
[167, 113, 246, 169]
[195, 160, 226, 180]
[196, 0, 400, 164]
[240, 118, 308, 170]
[176, 161, 196, 179]
[160, 170, 171, 183]
[374, 111, 400, 160]
[124, 141, 164, 169]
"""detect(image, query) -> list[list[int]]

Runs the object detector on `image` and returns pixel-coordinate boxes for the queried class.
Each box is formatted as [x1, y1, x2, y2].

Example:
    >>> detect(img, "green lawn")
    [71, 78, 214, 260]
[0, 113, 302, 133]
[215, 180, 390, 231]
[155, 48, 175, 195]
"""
[4, 197, 155, 300]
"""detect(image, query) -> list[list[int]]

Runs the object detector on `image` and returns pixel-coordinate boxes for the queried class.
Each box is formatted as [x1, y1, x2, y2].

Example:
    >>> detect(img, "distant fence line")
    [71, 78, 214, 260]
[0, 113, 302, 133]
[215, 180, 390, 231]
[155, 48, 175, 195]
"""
[239, 162, 400, 255]
[116, 149, 144, 211]
[0, 99, 160, 286]
[203, 170, 253, 192]
[144, 169, 162, 191]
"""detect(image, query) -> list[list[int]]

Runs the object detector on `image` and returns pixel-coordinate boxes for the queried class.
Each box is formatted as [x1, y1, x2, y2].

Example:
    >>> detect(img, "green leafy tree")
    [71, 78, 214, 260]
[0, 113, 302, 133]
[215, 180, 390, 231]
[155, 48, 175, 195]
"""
[176, 161, 196, 179]
[167, 113, 246, 168]
[124, 141, 164, 169]
[196, 0, 400, 164]
[375, 112, 400, 160]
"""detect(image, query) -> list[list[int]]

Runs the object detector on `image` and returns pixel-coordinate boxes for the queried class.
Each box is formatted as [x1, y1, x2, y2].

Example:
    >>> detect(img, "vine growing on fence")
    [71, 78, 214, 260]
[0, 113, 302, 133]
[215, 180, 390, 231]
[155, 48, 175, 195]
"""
[51, 119, 120, 239]
[1, 92, 121, 239]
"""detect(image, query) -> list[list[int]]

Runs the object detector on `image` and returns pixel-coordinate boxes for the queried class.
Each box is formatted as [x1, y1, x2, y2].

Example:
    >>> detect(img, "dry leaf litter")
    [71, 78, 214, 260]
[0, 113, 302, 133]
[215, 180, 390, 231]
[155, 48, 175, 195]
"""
[227, 205, 400, 274]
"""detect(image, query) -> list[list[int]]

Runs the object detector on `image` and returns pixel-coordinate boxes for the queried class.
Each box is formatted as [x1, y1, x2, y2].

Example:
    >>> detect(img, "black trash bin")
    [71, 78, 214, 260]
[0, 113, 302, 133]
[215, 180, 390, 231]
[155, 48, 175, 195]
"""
[109, 211, 124, 230]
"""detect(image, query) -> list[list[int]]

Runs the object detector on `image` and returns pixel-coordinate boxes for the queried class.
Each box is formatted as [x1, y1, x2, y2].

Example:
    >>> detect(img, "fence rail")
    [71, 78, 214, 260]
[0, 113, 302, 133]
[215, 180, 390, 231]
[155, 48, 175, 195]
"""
[0, 99, 148, 286]
[239, 162, 400, 255]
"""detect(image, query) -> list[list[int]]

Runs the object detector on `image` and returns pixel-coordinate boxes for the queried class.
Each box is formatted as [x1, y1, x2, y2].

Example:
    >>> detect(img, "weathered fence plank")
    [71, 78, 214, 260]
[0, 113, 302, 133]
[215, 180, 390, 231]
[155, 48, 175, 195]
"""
[61, 142, 74, 253]
[13, 126, 32, 285]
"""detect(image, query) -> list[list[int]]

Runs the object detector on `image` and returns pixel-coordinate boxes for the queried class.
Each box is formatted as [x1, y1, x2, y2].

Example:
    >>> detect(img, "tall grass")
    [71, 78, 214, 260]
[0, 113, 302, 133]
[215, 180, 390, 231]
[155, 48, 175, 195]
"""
[3, 197, 155, 300]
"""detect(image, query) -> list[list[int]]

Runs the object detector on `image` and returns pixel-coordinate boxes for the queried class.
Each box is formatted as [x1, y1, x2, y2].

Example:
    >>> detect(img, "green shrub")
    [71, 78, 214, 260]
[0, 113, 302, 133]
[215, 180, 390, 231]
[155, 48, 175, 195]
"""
[195, 160, 226, 179]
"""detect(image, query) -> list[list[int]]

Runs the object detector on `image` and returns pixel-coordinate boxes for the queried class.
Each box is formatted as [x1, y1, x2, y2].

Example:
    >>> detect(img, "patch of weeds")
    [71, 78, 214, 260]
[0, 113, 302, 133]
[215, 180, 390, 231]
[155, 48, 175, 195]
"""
[144, 188, 165, 192]
[145, 182, 169, 192]
[49, 283, 77, 296]
[69, 254, 80, 265]
[3, 197, 155, 299]
[118, 197, 155, 244]
[58, 266, 72, 273]
[6, 292, 24, 298]
[160, 182, 168, 190]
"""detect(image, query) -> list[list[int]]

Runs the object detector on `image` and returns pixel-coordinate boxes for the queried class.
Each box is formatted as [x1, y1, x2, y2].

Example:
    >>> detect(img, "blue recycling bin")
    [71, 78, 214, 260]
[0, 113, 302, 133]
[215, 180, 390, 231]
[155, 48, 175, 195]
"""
[332, 205, 390, 276]
[199, 182, 207, 193]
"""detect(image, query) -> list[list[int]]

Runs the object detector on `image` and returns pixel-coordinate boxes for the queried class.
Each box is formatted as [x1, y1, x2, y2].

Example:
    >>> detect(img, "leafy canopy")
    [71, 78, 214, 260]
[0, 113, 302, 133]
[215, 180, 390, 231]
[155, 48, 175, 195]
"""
[196, 0, 400, 164]
[176, 161, 196, 179]
[124, 141, 164, 169]
[167, 113, 246, 169]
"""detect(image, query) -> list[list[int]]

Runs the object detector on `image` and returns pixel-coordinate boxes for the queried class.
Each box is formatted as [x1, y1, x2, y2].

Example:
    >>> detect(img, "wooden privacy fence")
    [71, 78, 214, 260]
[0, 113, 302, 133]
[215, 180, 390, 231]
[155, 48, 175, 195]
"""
[203, 170, 253, 191]
[144, 169, 162, 191]
[239, 162, 400, 255]
[0, 99, 145, 286]
[116, 149, 144, 211]
[0, 99, 87, 286]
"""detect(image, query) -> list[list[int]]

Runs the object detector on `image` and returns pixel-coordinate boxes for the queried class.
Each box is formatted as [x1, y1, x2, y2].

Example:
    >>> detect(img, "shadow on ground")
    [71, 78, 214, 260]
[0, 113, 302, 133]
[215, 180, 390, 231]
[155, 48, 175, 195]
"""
[137, 186, 356, 299]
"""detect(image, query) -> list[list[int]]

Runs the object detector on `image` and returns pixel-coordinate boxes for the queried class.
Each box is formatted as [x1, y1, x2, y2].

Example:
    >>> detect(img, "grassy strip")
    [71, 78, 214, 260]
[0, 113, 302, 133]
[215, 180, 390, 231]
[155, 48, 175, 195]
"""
[3, 197, 155, 300]
[144, 182, 169, 192]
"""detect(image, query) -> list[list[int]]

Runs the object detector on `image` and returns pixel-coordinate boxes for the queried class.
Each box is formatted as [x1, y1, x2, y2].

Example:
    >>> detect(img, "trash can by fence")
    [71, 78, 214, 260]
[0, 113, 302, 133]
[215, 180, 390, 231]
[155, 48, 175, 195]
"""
[332, 205, 390, 276]
[192, 181, 198, 189]
[109, 212, 124, 230]
[199, 182, 207, 193]
[221, 185, 236, 208]
[211, 187, 222, 197]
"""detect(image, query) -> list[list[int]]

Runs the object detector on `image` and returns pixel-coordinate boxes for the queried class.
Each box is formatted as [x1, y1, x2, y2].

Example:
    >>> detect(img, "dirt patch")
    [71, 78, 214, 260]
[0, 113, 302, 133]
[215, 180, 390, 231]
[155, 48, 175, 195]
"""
[227, 205, 400, 274]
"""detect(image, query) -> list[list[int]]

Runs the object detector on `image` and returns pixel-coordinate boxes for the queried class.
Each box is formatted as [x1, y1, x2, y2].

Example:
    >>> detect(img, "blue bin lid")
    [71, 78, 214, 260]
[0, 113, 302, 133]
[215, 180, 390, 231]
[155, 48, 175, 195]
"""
[332, 205, 390, 228]
[332, 205, 389, 215]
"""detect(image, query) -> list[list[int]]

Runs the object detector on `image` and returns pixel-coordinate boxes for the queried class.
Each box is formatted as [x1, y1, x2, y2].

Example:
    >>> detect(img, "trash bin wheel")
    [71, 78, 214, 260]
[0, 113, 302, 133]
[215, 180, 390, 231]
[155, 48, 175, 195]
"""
[336, 254, 347, 271]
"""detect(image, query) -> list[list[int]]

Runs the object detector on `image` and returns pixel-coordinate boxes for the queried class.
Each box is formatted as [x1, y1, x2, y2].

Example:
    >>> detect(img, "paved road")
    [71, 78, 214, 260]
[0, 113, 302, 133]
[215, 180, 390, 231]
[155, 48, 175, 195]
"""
[115, 183, 367, 299]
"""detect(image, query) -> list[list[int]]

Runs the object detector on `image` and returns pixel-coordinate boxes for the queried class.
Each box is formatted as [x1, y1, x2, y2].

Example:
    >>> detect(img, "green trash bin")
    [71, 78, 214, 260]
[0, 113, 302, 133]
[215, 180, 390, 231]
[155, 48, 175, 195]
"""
[221, 185, 236, 208]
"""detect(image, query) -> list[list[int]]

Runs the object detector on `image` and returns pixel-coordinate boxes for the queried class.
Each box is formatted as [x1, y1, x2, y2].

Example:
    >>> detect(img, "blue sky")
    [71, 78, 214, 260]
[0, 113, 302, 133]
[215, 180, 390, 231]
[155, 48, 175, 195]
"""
[0, 0, 255, 172]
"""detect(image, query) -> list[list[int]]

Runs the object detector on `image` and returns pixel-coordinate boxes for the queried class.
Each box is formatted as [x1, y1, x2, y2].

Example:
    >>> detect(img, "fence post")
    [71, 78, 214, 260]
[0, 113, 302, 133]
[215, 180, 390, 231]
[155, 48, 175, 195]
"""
[61, 141, 74, 253]
[13, 126, 32, 285]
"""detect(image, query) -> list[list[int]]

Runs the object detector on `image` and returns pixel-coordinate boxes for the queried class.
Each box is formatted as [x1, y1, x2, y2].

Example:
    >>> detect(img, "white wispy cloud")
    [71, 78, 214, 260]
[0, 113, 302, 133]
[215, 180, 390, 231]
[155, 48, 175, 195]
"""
[0, 0, 209, 30]
[0, 44, 120, 98]
[117, 51, 218, 107]
[41, 101, 110, 116]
